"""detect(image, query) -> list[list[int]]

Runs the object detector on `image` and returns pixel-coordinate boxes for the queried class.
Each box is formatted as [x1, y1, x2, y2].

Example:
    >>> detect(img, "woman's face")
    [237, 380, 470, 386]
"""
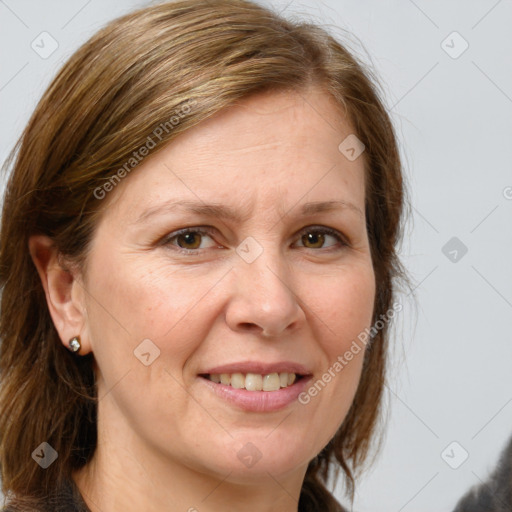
[79, 86, 375, 482]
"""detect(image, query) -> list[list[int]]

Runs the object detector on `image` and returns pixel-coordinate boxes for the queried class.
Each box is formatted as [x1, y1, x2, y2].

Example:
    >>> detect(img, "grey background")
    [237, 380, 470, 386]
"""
[1, 1, 511, 511]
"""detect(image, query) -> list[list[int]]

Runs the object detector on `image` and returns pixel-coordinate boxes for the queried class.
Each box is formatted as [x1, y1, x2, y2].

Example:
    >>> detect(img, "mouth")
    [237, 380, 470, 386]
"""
[199, 372, 305, 392]
[197, 361, 312, 412]
[198, 372, 313, 413]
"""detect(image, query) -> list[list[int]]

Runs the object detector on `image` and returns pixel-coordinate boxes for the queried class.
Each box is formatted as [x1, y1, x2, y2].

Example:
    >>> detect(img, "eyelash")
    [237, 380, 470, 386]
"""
[159, 225, 349, 256]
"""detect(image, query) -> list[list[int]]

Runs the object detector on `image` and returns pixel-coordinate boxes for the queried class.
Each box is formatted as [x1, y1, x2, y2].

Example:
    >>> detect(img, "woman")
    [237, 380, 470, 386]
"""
[0, 0, 407, 510]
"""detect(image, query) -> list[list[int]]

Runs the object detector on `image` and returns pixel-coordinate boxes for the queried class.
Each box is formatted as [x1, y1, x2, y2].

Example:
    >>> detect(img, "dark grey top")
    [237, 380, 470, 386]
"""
[2, 478, 91, 512]
[453, 434, 512, 512]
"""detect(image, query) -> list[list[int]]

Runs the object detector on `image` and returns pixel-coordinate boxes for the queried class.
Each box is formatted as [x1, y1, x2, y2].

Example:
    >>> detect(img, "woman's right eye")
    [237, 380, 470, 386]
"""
[161, 227, 220, 254]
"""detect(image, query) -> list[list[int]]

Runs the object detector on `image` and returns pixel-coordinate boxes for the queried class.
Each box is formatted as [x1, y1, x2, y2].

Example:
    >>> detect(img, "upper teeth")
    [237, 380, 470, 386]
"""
[208, 372, 296, 391]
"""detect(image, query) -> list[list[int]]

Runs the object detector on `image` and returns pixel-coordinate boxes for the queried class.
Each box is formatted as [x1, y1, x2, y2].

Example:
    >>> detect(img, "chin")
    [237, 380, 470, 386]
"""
[200, 436, 314, 482]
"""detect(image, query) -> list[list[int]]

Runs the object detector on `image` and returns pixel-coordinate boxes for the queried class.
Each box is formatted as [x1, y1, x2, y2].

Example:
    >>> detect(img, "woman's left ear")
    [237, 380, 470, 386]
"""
[28, 234, 92, 355]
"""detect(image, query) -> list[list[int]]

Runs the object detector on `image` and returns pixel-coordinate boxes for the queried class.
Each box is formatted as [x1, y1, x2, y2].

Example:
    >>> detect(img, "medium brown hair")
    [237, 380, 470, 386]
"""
[0, 0, 408, 509]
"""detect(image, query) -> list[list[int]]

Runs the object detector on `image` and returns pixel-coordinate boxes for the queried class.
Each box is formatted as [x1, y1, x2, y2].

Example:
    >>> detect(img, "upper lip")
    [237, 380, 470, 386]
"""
[200, 361, 311, 376]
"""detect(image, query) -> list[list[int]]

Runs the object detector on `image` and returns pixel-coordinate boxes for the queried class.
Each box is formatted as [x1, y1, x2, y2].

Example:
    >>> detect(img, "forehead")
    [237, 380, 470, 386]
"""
[101, 87, 366, 224]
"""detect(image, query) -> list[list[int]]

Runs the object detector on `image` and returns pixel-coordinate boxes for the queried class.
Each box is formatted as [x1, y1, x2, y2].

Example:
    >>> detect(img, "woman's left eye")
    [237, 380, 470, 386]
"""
[161, 226, 347, 254]
[294, 227, 346, 250]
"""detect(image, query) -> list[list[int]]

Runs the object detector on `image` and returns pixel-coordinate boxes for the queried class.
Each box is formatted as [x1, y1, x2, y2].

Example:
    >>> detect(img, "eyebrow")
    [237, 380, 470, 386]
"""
[134, 199, 364, 224]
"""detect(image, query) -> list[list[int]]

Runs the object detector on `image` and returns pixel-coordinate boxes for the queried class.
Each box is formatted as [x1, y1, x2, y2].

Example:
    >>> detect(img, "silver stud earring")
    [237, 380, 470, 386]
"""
[68, 336, 81, 353]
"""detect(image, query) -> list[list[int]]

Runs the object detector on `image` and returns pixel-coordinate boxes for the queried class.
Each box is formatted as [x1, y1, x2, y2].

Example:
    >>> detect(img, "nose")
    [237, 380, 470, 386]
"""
[224, 245, 305, 337]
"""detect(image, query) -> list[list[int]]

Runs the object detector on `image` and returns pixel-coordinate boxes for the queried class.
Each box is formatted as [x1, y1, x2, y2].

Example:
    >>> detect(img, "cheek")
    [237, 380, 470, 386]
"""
[298, 262, 375, 425]
[83, 254, 224, 427]
[83, 251, 238, 421]
[86, 252, 224, 350]
[305, 262, 376, 352]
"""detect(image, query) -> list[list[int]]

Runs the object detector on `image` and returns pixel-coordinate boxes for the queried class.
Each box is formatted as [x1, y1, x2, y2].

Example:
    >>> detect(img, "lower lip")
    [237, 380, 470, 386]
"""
[198, 375, 312, 412]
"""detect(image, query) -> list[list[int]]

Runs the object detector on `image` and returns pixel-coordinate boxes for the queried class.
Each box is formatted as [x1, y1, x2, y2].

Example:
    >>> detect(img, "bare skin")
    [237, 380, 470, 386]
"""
[29, 86, 375, 512]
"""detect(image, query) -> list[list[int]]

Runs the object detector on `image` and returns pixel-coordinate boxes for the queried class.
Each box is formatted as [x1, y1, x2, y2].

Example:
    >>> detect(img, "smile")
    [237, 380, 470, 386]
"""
[198, 370, 312, 412]
[201, 372, 301, 391]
